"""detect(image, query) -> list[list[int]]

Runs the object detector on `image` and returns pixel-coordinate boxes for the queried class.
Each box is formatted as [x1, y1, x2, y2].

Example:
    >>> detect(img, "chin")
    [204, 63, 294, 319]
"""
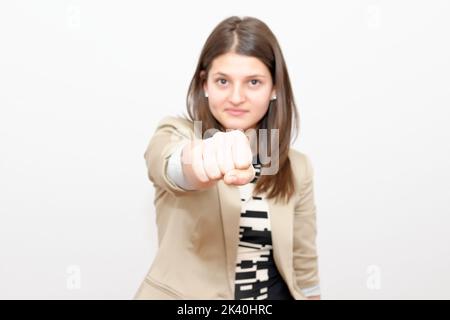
[219, 119, 246, 129]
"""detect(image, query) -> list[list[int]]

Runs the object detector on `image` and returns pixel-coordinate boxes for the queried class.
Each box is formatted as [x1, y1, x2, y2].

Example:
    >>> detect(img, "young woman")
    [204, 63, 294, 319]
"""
[135, 16, 320, 300]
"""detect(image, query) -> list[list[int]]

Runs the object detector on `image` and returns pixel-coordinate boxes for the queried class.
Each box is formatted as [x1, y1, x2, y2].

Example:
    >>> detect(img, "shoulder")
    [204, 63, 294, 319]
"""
[288, 148, 315, 182]
[155, 114, 195, 139]
[157, 114, 193, 129]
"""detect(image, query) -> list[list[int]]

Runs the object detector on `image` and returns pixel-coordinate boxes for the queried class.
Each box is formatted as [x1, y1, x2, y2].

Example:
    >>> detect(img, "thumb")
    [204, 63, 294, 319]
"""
[223, 166, 255, 186]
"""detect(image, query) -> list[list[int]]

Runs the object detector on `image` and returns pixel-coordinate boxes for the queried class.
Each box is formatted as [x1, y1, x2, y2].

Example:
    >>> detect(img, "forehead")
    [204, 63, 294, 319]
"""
[209, 52, 270, 77]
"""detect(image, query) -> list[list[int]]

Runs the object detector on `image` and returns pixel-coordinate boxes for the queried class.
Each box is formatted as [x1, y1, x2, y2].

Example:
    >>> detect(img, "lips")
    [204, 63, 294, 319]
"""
[225, 108, 248, 116]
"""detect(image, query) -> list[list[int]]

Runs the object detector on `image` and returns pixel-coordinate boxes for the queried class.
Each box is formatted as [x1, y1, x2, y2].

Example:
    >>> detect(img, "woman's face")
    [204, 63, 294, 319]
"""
[203, 52, 276, 131]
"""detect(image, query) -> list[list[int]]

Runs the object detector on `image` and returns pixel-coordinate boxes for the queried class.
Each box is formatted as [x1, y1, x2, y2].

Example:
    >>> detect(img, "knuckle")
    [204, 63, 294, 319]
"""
[193, 166, 208, 183]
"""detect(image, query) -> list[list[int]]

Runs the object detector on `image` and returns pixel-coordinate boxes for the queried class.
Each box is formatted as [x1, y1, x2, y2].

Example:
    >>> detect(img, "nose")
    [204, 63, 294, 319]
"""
[229, 85, 245, 105]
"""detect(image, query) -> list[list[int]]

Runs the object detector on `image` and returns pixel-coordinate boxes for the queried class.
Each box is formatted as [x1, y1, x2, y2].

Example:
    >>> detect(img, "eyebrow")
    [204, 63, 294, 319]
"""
[213, 72, 266, 78]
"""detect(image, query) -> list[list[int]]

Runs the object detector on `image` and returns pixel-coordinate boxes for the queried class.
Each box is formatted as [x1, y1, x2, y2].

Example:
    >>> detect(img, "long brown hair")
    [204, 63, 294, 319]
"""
[184, 16, 300, 204]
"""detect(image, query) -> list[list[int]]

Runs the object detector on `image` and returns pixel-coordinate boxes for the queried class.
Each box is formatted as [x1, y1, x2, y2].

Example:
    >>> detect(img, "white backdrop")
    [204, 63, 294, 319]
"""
[1, 0, 449, 299]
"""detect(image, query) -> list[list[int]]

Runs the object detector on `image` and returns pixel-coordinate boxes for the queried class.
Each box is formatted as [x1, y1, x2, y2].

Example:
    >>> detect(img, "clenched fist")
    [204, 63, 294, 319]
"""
[181, 130, 255, 188]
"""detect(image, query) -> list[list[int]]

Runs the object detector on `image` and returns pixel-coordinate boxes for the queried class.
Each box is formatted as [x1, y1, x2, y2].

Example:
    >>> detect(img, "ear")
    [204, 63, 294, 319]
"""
[271, 87, 276, 98]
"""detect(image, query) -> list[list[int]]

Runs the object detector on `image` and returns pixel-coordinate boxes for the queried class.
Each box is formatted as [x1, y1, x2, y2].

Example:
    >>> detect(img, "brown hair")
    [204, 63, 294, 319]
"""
[184, 16, 300, 204]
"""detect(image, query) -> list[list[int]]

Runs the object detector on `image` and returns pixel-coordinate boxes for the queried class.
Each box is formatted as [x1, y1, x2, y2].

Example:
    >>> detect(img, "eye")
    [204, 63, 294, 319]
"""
[250, 79, 261, 86]
[216, 78, 227, 85]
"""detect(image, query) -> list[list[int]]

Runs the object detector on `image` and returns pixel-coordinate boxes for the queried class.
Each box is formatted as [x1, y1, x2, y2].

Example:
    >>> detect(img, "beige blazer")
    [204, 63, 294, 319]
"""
[134, 116, 319, 300]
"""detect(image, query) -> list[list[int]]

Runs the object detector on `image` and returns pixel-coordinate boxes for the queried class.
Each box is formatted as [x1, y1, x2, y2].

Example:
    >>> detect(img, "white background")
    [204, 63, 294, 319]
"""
[1, 0, 449, 299]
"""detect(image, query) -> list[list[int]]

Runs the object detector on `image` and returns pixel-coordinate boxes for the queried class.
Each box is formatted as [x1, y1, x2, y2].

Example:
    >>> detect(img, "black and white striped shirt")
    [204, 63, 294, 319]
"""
[234, 160, 294, 300]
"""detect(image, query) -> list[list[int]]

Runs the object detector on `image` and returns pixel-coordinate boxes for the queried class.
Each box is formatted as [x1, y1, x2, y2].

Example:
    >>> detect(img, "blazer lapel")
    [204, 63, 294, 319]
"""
[267, 196, 296, 296]
[216, 180, 242, 295]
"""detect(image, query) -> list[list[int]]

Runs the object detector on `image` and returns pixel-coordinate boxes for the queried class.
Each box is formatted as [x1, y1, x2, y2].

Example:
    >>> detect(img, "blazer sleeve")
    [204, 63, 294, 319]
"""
[293, 154, 320, 291]
[143, 116, 200, 197]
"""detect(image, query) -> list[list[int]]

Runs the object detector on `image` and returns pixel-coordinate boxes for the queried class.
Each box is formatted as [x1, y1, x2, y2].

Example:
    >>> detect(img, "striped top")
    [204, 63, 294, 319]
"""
[234, 158, 294, 300]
